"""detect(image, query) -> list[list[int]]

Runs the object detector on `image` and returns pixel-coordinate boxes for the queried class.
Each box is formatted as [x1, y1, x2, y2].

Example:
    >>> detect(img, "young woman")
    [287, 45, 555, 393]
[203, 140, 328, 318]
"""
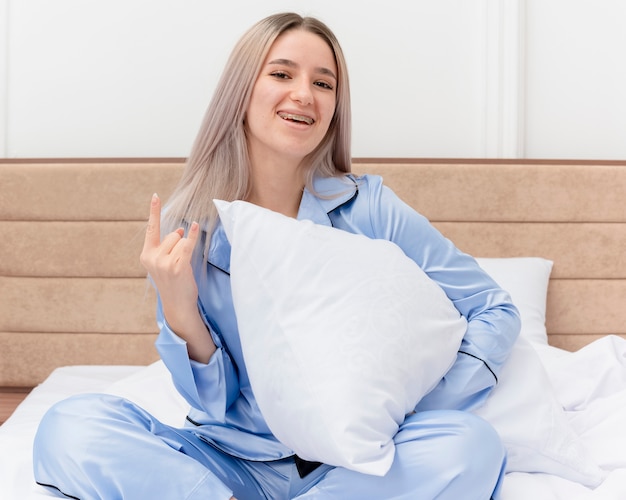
[33, 12, 520, 500]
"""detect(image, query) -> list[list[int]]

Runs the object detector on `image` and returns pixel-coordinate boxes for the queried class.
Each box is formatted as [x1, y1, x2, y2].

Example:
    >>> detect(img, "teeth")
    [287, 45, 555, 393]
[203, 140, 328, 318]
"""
[278, 112, 314, 125]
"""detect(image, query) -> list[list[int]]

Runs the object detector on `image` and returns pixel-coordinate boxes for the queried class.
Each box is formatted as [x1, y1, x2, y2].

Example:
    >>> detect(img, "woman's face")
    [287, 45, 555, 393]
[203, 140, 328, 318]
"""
[245, 29, 338, 168]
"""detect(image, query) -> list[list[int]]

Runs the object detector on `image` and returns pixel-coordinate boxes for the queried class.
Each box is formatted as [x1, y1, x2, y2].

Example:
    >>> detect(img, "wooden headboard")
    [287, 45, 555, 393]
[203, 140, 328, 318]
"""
[1, 158, 625, 389]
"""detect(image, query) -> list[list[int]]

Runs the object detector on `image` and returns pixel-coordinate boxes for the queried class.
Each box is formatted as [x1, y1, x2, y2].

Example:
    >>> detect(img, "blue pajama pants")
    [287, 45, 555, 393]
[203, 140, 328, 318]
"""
[33, 394, 506, 500]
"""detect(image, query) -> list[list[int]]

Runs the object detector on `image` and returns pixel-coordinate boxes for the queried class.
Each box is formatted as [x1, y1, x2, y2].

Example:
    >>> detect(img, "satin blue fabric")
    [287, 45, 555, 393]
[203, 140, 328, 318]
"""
[33, 173, 520, 499]
[34, 395, 506, 499]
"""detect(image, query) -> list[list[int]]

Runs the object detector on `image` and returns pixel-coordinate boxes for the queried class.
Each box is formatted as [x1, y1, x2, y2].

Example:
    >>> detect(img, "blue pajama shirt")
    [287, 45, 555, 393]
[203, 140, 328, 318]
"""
[33, 173, 521, 500]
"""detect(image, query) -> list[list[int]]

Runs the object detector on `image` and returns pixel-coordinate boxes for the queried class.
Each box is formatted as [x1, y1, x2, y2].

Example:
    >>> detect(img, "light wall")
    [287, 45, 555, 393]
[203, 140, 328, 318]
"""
[1, 0, 624, 159]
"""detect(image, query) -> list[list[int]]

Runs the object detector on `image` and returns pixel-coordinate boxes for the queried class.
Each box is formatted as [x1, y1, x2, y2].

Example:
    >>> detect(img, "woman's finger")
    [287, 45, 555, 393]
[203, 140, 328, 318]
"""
[157, 228, 185, 256]
[143, 193, 161, 252]
[179, 222, 200, 260]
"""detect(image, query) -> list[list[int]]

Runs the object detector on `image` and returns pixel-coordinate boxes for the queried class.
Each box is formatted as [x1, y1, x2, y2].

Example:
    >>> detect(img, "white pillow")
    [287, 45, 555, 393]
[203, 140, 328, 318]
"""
[476, 257, 553, 345]
[473, 336, 605, 487]
[214, 199, 467, 476]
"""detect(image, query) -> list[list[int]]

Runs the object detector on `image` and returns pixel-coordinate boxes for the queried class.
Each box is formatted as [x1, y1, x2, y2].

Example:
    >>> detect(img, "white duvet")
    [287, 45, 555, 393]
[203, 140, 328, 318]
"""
[1, 335, 626, 499]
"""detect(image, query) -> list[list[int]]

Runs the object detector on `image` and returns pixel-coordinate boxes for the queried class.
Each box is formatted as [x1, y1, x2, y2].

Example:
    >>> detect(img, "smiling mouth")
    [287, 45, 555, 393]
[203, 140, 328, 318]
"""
[278, 112, 314, 125]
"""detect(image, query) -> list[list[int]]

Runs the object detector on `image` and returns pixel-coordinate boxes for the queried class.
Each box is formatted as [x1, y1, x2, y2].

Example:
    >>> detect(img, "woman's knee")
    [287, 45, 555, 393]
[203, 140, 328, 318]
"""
[35, 394, 100, 451]
[445, 412, 506, 498]
[296, 412, 505, 500]
[397, 410, 505, 497]
[33, 394, 148, 463]
[400, 410, 503, 459]
[450, 411, 505, 472]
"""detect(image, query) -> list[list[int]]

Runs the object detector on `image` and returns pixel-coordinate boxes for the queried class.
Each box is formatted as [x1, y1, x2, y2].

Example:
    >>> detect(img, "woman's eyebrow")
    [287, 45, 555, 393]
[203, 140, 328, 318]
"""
[268, 58, 337, 81]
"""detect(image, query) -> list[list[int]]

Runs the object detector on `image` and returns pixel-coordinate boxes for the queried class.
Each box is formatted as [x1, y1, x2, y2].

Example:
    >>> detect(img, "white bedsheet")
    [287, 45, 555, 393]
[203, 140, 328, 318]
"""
[1, 337, 626, 500]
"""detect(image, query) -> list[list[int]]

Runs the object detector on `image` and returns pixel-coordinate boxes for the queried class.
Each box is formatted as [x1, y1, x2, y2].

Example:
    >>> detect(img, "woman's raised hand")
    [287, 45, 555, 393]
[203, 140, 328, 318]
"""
[140, 193, 200, 309]
[140, 194, 216, 363]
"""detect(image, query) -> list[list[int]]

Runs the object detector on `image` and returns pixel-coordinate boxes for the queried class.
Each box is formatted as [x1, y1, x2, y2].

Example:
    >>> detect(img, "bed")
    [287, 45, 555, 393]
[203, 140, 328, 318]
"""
[1, 158, 625, 499]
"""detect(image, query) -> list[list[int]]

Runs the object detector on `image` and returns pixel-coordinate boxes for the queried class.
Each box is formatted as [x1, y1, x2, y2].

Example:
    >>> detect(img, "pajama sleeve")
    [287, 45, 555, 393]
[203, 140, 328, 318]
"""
[362, 176, 521, 411]
[155, 296, 240, 419]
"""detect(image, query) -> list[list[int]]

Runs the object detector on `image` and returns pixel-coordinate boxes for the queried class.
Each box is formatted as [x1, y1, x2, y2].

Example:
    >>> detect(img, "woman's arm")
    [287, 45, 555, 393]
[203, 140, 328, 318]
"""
[140, 194, 216, 363]
[365, 178, 521, 410]
[141, 194, 240, 417]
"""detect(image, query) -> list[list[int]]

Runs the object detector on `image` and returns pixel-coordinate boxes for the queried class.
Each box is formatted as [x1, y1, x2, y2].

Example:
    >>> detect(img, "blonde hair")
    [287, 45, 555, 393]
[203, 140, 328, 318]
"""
[162, 12, 352, 257]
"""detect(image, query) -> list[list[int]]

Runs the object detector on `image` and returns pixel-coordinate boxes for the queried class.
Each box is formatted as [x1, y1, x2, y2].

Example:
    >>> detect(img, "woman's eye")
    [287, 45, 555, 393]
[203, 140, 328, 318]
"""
[315, 81, 334, 90]
[270, 71, 289, 79]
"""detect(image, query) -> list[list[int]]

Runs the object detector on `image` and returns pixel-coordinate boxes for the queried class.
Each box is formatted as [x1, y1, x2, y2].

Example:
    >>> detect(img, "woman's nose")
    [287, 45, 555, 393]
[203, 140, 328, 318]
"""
[291, 80, 313, 105]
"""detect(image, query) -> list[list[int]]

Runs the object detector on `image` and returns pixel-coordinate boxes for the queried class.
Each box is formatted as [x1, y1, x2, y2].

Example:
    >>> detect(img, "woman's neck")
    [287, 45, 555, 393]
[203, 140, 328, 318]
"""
[246, 159, 306, 218]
